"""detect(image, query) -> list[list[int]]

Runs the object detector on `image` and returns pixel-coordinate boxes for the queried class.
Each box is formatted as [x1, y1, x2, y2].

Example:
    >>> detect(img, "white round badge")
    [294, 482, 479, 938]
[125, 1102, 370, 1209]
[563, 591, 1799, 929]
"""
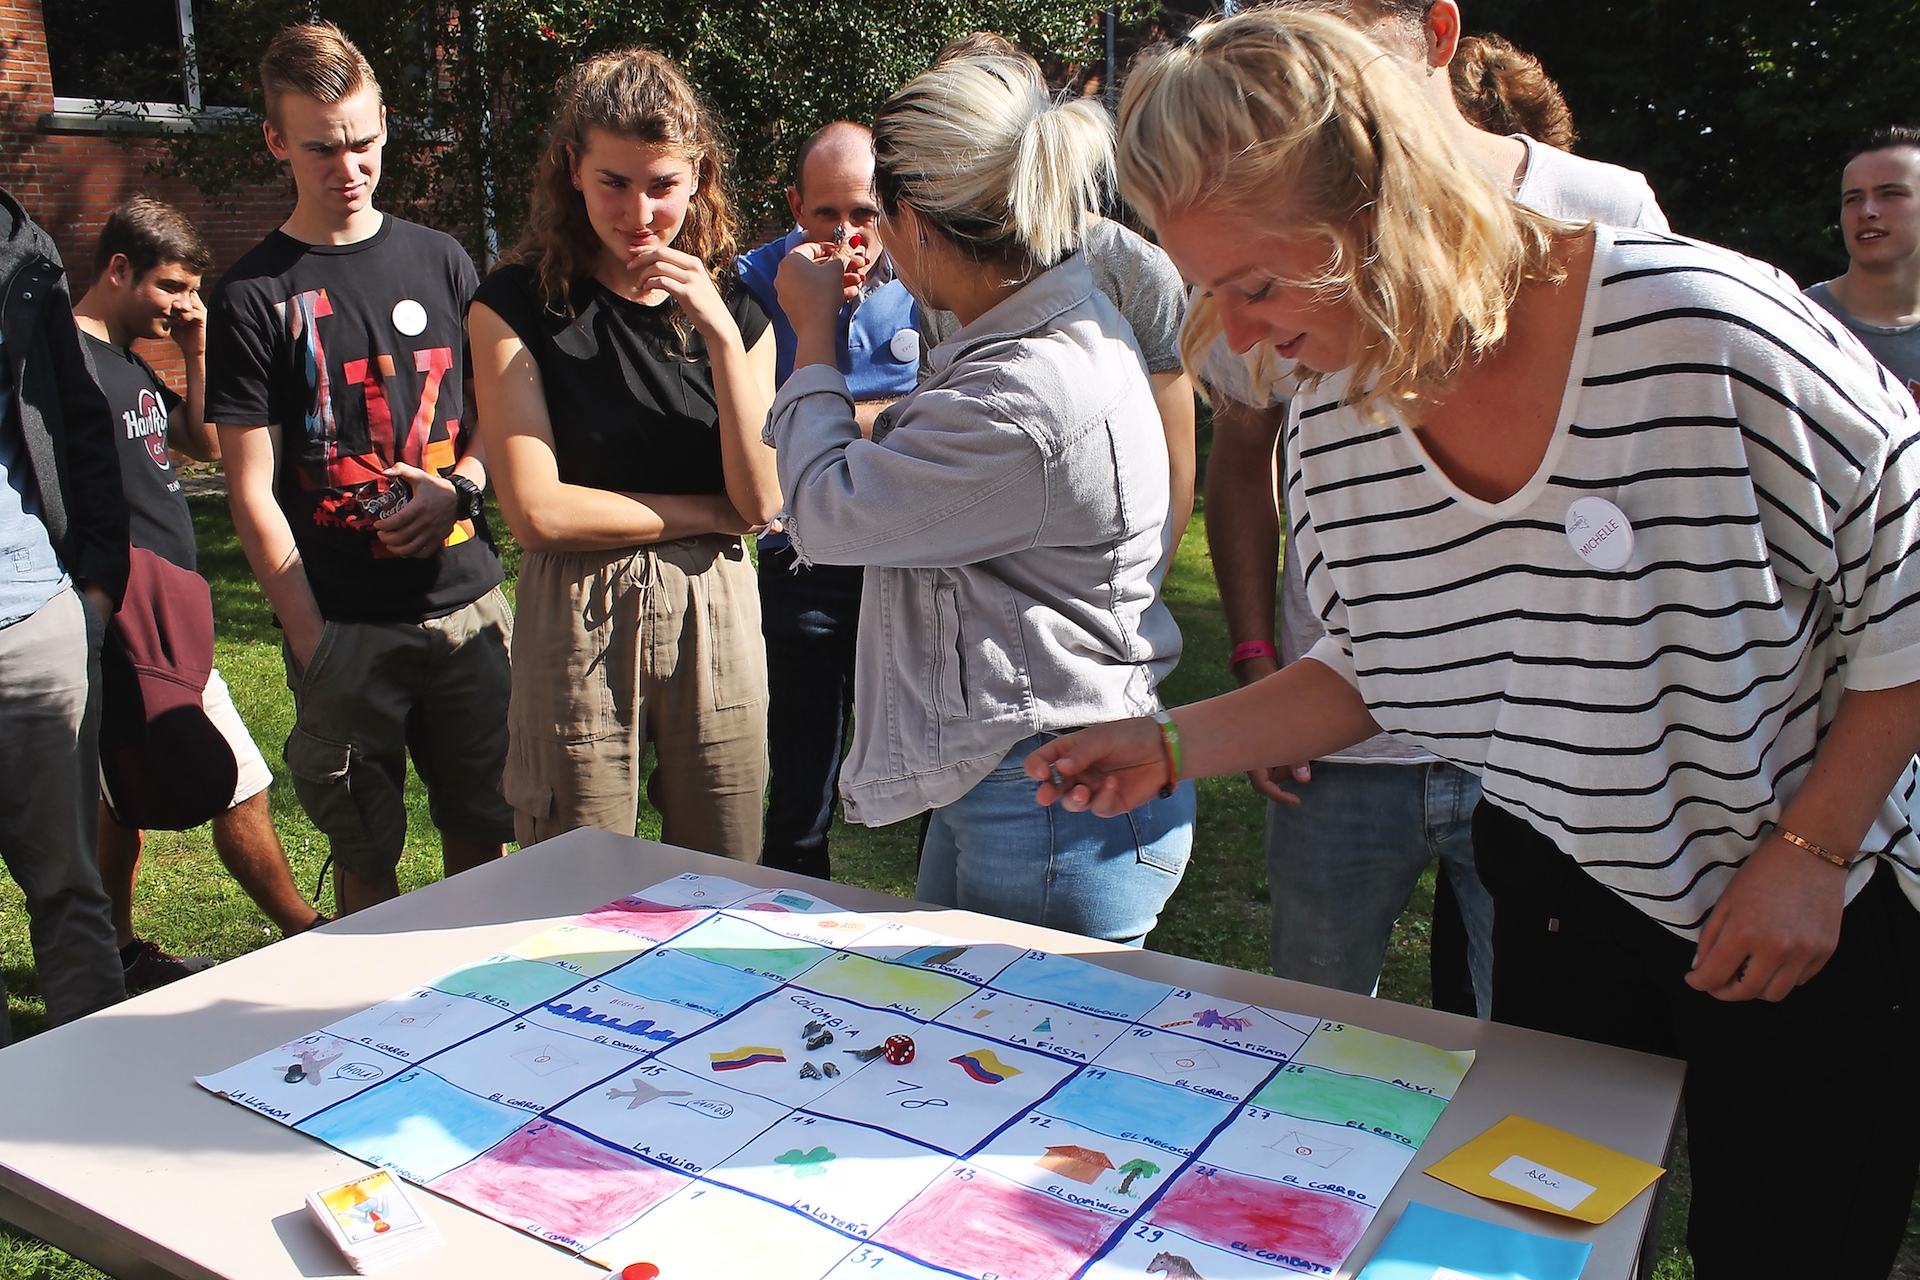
[391, 299, 428, 336]
[889, 328, 920, 363]
[1565, 496, 1634, 571]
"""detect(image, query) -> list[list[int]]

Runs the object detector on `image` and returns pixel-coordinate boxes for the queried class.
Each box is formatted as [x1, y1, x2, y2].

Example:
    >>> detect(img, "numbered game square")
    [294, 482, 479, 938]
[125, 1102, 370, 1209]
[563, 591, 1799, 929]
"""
[1083, 1224, 1281, 1279]
[427, 955, 590, 1015]
[1140, 993, 1319, 1064]
[1146, 1164, 1371, 1276]
[501, 923, 655, 977]
[973, 1112, 1177, 1218]
[629, 873, 758, 908]
[706, 1113, 952, 1237]
[935, 988, 1130, 1065]
[853, 924, 1025, 988]
[596, 945, 782, 1017]
[1092, 1026, 1278, 1104]
[429, 1119, 689, 1252]
[1197, 1104, 1409, 1209]
[664, 911, 833, 982]
[587, 1181, 860, 1279]
[806, 1021, 1076, 1156]
[424, 1015, 642, 1114]
[653, 990, 920, 1109]
[571, 897, 709, 944]
[989, 951, 1171, 1021]
[324, 989, 510, 1064]
[872, 1163, 1119, 1280]
[1035, 1065, 1235, 1158]
[297, 1067, 526, 1182]
[531, 981, 714, 1057]
[195, 1033, 403, 1125]
[548, 1061, 791, 1176]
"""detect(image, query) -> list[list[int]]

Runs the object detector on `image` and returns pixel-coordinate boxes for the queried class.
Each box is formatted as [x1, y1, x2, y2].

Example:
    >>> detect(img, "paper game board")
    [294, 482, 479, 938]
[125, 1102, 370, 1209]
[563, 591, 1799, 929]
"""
[198, 874, 1475, 1280]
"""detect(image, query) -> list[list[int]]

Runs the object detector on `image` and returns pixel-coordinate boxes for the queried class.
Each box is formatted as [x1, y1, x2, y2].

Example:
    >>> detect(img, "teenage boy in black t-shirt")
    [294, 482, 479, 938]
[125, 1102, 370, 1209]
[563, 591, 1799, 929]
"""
[207, 22, 513, 917]
[74, 197, 326, 985]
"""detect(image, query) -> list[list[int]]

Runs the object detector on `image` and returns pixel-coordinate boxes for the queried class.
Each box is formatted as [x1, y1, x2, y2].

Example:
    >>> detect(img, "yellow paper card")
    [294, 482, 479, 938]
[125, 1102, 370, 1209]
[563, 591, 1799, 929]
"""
[1423, 1114, 1664, 1224]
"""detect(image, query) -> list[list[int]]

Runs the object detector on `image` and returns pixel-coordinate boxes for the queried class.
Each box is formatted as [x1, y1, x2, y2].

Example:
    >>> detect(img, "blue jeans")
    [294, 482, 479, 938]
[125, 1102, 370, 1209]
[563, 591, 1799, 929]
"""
[917, 732, 1196, 946]
[758, 544, 863, 880]
[1265, 759, 1494, 1015]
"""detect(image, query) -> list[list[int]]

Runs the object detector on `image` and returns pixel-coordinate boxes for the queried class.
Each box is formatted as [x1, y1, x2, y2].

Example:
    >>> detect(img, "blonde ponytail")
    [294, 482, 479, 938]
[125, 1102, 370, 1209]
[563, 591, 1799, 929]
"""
[875, 53, 1115, 268]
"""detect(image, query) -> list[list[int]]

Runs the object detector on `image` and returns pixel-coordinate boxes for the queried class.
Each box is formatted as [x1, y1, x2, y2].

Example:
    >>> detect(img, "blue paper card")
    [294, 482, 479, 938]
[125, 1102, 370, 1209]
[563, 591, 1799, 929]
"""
[1355, 1201, 1593, 1280]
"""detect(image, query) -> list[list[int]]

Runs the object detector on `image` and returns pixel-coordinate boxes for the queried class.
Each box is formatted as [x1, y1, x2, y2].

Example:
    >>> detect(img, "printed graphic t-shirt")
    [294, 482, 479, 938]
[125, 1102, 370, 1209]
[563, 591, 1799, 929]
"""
[470, 263, 770, 494]
[205, 216, 501, 623]
[84, 333, 197, 572]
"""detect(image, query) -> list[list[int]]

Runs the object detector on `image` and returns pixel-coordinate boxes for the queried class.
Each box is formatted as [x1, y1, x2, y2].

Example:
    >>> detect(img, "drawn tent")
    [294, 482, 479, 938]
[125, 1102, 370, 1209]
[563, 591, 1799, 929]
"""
[197, 873, 1475, 1280]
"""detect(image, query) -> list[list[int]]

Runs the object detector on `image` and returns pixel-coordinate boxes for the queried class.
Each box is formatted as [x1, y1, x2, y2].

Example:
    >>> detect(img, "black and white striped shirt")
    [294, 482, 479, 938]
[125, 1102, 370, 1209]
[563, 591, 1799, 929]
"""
[1286, 228, 1920, 933]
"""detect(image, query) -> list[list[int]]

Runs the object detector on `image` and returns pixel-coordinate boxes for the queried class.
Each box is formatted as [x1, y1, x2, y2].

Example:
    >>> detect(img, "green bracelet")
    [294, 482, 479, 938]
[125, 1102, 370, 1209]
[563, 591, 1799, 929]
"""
[1151, 710, 1182, 799]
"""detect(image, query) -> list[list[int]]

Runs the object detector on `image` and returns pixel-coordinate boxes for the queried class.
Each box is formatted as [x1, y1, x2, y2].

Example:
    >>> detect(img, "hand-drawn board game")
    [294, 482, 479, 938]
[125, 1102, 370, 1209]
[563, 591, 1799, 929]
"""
[199, 875, 1475, 1280]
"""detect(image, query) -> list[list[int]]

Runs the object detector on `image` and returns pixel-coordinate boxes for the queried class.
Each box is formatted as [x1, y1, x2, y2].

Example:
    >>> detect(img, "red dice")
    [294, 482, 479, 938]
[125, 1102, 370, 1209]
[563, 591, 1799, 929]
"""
[883, 1035, 915, 1065]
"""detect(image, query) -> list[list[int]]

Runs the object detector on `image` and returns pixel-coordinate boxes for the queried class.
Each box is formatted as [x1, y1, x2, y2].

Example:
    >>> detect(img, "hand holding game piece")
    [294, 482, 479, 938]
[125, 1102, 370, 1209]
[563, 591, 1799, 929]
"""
[884, 1034, 915, 1065]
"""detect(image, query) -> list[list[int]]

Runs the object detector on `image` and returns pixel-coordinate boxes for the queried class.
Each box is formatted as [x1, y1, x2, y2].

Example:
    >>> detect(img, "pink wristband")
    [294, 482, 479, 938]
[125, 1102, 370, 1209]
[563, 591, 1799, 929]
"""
[1231, 640, 1279, 666]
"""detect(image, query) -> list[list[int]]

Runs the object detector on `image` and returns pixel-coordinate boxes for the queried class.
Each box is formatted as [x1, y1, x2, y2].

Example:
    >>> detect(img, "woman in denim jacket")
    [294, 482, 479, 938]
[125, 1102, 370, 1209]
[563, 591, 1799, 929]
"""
[767, 48, 1193, 945]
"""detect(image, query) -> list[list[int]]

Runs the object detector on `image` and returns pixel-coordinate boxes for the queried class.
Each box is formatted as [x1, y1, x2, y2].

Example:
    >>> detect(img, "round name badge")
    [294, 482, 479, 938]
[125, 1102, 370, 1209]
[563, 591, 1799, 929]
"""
[1565, 496, 1634, 570]
[391, 299, 428, 336]
[889, 328, 920, 363]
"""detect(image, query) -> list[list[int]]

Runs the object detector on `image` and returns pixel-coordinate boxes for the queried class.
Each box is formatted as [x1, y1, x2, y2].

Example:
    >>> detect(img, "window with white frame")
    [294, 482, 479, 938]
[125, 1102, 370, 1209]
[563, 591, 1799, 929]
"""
[41, 0, 236, 122]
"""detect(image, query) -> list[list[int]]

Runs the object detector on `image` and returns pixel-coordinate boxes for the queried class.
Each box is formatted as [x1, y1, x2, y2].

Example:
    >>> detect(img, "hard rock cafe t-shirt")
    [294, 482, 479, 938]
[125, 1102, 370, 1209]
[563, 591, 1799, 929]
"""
[84, 333, 197, 572]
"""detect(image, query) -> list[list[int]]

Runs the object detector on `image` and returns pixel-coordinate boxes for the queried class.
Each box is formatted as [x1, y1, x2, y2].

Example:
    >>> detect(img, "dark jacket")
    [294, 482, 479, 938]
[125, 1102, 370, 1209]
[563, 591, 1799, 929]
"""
[0, 187, 129, 606]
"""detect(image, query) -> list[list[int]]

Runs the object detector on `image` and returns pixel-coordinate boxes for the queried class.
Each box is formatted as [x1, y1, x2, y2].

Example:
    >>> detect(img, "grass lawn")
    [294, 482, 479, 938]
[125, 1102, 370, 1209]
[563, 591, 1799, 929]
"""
[2, 426, 1913, 1278]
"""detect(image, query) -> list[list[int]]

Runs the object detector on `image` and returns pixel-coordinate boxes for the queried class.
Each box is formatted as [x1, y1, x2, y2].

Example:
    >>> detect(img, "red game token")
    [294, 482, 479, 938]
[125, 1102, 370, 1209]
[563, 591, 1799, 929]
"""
[883, 1034, 915, 1065]
[623, 1264, 660, 1280]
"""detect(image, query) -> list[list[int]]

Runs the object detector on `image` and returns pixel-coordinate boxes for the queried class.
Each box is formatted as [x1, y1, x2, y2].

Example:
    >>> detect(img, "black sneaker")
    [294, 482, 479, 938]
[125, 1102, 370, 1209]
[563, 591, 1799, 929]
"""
[121, 938, 215, 992]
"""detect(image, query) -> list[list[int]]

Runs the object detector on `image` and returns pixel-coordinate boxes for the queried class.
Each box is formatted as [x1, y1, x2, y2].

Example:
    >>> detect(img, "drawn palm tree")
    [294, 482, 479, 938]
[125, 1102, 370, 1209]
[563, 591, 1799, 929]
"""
[1116, 1158, 1161, 1196]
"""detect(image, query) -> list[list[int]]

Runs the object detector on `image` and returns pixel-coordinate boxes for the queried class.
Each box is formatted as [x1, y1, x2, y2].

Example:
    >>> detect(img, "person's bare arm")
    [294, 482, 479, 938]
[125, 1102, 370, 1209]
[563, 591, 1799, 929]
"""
[220, 421, 327, 665]
[1025, 655, 1384, 816]
[1153, 370, 1197, 557]
[1688, 681, 1920, 1001]
[1206, 393, 1287, 682]
[1203, 392, 1316, 801]
[165, 292, 219, 463]
[632, 245, 782, 528]
[470, 302, 749, 553]
[854, 398, 895, 440]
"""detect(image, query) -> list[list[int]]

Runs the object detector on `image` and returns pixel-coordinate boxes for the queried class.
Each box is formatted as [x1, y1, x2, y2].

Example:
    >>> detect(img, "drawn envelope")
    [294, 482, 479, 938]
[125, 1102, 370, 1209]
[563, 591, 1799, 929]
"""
[1270, 1129, 1352, 1168]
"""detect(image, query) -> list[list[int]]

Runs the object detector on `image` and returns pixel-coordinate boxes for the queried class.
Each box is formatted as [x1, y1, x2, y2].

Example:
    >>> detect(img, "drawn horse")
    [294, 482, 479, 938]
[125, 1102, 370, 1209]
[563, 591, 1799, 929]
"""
[1146, 1252, 1205, 1280]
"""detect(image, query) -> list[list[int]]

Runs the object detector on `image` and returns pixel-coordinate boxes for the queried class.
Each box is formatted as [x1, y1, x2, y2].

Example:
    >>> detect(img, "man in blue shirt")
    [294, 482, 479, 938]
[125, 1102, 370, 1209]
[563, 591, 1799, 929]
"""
[0, 185, 132, 1044]
[737, 122, 919, 879]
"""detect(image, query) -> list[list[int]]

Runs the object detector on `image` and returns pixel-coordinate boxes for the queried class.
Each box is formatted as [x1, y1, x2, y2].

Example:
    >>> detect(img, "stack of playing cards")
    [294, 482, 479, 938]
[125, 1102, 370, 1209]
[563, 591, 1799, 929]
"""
[306, 1169, 443, 1273]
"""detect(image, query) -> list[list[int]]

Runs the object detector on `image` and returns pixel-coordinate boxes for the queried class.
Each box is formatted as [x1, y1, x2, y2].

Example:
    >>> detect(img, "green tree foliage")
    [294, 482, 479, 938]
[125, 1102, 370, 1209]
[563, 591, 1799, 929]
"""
[1471, 0, 1920, 285]
[136, 0, 1151, 261]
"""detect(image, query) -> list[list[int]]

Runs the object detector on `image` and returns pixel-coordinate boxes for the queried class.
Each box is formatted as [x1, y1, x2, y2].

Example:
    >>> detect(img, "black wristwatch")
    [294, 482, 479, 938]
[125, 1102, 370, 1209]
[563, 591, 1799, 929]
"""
[448, 473, 485, 521]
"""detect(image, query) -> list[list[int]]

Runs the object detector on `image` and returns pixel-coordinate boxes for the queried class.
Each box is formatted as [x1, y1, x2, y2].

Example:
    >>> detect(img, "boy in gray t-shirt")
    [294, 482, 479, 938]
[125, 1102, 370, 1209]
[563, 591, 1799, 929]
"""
[1806, 127, 1920, 398]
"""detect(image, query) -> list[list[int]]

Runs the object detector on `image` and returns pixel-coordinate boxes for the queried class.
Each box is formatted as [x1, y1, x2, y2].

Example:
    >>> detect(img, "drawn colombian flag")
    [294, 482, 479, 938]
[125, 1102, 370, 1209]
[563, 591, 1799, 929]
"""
[710, 1045, 787, 1071]
[950, 1048, 1023, 1084]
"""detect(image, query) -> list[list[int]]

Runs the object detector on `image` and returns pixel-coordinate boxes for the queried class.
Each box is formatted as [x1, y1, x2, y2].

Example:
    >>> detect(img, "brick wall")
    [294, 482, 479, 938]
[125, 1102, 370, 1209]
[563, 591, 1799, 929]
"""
[0, 0, 287, 389]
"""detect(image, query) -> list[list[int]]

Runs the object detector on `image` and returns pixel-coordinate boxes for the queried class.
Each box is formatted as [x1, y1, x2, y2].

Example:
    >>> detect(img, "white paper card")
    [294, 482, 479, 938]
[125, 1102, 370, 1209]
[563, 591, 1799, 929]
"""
[1487, 1154, 1597, 1211]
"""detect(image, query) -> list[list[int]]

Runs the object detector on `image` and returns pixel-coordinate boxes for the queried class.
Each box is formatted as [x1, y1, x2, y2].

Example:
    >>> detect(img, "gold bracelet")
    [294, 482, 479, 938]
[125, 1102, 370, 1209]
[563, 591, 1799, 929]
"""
[1774, 826, 1852, 869]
